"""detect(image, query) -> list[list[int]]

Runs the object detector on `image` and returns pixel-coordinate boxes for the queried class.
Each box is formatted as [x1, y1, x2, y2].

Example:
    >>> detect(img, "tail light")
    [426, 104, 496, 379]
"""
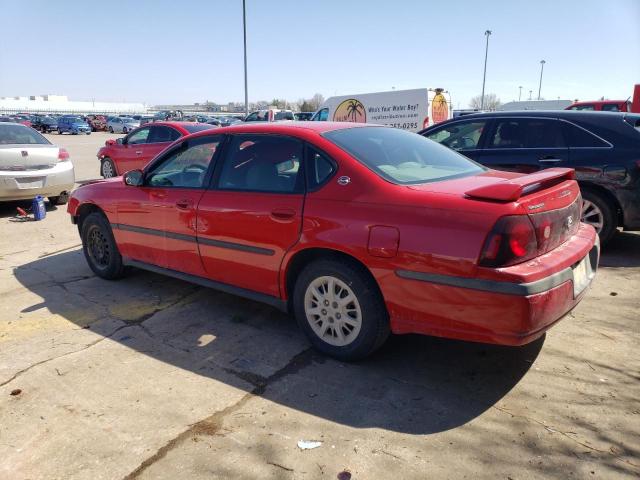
[480, 196, 582, 268]
[58, 148, 70, 162]
[479, 216, 538, 267]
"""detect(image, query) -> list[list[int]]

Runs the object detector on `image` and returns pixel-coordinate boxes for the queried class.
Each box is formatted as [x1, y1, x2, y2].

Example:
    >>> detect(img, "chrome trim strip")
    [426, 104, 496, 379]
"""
[111, 223, 275, 256]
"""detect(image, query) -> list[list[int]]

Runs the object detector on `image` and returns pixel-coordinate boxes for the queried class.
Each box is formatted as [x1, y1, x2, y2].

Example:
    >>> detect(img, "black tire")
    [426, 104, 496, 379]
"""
[81, 212, 125, 280]
[48, 192, 69, 205]
[101, 158, 117, 178]
[581, 189, 616, 245]
[109, 126, 114, 133]
[57, 128, 63, 135]
[122, 126, 128, 134]
[293, 259, 390, 361]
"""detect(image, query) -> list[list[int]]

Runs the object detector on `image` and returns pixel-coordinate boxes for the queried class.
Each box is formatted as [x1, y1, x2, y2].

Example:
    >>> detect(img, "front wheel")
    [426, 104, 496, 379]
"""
[109, 126, 114, 133]
[57, 128, 63, 134]
[581, 190, 616, 245]
[101, 158, 116, 178]
[122, 126, 128, 134]
[293, 259, 390, 361]
[81, 212, 125, 280]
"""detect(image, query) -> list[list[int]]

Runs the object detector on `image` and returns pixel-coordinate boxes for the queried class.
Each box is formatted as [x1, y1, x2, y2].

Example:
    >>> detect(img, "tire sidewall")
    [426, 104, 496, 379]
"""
[81, 212, 124, 279]
[582, 189, 616, 244]
[293, 259, 389, 361]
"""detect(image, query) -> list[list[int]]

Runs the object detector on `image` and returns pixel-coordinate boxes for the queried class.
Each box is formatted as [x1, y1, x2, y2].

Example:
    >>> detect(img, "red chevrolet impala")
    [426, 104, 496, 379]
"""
[68, 122, 598, 360]
[96, 121, 216, 178]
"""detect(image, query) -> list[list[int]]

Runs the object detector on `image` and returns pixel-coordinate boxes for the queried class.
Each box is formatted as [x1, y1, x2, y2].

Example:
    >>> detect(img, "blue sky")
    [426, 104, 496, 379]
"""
[1, 0, 638, 108]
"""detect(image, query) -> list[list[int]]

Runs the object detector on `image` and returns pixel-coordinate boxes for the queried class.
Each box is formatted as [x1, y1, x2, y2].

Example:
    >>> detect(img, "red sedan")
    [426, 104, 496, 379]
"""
[69, 122, 598, 360]
[96, 121, 216, 178]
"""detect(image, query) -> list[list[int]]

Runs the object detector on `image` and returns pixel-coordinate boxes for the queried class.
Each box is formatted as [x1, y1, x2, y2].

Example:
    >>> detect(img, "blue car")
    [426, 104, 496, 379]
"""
[57, 115, 91, 135]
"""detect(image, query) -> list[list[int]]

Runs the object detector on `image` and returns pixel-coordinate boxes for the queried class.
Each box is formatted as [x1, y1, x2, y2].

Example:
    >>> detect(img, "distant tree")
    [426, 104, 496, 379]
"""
[299, 100, 315, 112]
[470, 93, 501, 110]
[310, 93, 325, 110]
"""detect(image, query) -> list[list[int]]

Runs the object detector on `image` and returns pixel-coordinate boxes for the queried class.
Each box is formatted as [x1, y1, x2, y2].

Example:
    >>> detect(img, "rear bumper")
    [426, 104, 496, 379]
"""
[0, 162, 75, 201]
[384, 224, 598, 345]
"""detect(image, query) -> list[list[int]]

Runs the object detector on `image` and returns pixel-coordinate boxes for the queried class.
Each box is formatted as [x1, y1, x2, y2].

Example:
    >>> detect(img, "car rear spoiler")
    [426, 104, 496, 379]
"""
[465, 168, 575, 202]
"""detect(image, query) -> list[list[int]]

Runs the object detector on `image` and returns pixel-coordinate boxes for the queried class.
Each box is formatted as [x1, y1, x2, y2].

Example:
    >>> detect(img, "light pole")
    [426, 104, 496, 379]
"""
[518, 86, 522, 102]
[242, 0, 249, 116]
[537, 60, 545, 100]
[480, 30, 492, 110]
[529, 90, 532, 100]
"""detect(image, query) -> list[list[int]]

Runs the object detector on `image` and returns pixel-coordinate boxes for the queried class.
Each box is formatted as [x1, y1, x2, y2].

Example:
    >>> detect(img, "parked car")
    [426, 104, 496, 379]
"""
[57, 115, 91, 135]
[294, 112, 314, 121]
[566, 100, 631, 112]
[138, 116, 154, 126]
[32, 115, 58, 133]
[244, 109, 295, 122]
[86, 115, 108, 132]
[0, 122, 74, 204]
[68, 122, 597, 360]
[419, 110, 640, 243]
[107, 117, 139, 134]
[97, 121, 215, 178]
[218, 116, 242, 127]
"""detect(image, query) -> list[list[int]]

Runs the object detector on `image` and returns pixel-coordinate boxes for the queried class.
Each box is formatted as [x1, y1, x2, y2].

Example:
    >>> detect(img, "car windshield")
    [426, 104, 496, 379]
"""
[121, 117, 135, 122]
[183, 124, 217, 133]
[324, 126, 485, 185]
[0, 124, 51, 145]
[68, 117, 84, 122]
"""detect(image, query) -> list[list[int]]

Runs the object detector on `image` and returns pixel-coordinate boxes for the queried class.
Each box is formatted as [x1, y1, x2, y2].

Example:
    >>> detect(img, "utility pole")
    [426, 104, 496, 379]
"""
[243, 0, 249, 116]
[538, 60, 546, 100]
[518, 86, 522, 102]
[529, 90, 532, 101]
[480, 30, 492, 110]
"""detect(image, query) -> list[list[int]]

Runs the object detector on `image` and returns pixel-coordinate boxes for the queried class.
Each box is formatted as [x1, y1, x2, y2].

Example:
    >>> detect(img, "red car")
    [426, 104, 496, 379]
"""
[69, 122, 598, 360]
[87, 114, 108, 132]
[96, 121, 216, 178]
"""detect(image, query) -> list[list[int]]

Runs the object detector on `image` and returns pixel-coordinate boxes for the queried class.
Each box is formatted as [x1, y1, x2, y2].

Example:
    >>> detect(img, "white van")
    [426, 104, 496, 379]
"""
[311, 88, 452, 132]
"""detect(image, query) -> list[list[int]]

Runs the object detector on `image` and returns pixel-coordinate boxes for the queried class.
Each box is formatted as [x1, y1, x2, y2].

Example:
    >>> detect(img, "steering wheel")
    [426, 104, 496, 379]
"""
[182, 164, 207, 173]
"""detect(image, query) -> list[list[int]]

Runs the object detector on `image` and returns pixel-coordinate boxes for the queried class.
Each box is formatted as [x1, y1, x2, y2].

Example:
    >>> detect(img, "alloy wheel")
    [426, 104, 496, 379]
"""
[101, 160, 115, 178]
[581, 199, 604, 233]
[87, 225, 111, 269]
[304, 276, 362, 347]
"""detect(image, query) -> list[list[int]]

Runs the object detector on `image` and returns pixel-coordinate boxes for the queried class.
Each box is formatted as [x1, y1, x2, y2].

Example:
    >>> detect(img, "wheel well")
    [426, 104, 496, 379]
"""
[75, 204, 105, 234]
[579, 182, 622, 227]
[284, 248, 383, 309]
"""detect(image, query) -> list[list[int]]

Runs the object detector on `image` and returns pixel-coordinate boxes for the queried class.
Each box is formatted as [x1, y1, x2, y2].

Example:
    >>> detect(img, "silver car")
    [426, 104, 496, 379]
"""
[0, 123, 75, 205]
[107, 117, 140, 134]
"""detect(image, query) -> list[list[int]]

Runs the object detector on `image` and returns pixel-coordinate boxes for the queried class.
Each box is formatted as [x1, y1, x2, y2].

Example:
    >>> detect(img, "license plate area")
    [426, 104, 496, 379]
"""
[572, 246, 598, 297]
[15, 177, 45, 189]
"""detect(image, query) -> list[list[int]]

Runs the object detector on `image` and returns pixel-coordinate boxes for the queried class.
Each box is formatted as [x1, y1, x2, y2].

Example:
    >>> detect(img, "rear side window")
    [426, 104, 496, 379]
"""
[423, 121, 487, 151]
[569, 104, 595, 111]
[0, 124, 50, 145]
[324, 126, 484, 185]
[489, 119, 565, 148]
[218, 135, 304, 193]
[306, 146, 336, 190]
[148, 126, 180, 143]
[562, 123, 610, 147]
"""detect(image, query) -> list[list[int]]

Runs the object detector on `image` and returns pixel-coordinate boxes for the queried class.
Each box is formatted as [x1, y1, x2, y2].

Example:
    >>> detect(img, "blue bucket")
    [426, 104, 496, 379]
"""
[32, 195, 46, 221]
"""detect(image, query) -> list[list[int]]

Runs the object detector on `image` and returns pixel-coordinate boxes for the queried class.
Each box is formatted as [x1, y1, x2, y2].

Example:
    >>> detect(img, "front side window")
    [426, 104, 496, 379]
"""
[489, 119, 565, 148]
[244, 112, 259, 122]
[601, 103, 620, 112]
[313, 108, 329, 121]
[218, 135, 303, 193]
[126, 127, 150, 145]
[424, 121, 487, 151]
[324, 126, 484, 185]
[145, 136, 222, 188]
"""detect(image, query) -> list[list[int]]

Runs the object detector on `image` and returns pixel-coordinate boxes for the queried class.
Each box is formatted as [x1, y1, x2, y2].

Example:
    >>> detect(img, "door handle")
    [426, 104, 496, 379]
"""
[271, 208, 296, 221]
[176, 199, 194, 210]
[539, 156, 562, 163]
[135, 150, 143, 155]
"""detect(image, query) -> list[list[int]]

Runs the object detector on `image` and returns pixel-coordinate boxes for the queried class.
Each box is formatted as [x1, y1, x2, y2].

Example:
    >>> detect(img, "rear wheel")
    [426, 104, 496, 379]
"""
[581, 189, 616, 244]
[57, 128, 63, 134]
[101, 158, 116, 178]
[293, 259, 389, 361]
[49, 192, 69, 205]
[109, 126, 114, 133]
[81, 212, 125, 280]
[122, 126, 128, 134]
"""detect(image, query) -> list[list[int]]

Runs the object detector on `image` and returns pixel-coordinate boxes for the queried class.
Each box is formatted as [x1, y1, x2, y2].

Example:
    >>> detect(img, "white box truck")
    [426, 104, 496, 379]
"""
[310, 88, 452, 132]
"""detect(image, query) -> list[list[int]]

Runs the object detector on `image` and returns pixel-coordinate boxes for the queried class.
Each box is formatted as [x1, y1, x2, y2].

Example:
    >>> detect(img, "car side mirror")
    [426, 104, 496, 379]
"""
[106, 139, 116, 146]
[123, 170, 143, 186]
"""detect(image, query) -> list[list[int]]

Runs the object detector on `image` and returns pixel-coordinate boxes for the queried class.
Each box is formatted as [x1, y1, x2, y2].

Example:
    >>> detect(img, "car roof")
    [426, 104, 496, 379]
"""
[430, 110, 631, 123]
[569, 100, 626, 106]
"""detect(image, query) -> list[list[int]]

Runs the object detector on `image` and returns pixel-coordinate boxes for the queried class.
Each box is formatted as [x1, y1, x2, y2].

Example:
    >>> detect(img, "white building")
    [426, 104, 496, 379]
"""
[0, 94, 146, 114]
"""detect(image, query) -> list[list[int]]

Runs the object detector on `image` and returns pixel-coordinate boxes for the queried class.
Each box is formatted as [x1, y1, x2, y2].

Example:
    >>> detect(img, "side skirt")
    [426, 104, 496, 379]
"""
[123, 258, 288, 312]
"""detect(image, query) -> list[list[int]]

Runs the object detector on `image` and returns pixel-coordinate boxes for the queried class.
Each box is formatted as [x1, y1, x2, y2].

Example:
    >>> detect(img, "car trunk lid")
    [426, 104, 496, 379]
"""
[0, 145, 60, 171]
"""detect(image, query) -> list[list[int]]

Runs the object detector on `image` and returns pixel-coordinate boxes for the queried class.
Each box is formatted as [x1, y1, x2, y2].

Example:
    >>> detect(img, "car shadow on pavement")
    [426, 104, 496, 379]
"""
[600, 231, 640, 268]
[0, 200, 59, 219]
[14, 248, 544, 435]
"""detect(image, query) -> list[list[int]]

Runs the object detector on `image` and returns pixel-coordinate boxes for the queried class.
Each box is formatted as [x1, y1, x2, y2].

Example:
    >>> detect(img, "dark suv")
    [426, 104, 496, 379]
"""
[420, 111, 640, 243]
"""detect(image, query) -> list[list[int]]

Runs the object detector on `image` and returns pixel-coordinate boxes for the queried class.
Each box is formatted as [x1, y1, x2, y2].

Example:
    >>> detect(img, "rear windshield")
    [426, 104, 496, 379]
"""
[323, 126, 485, 185]
[0, 124, 51, 145]
[183, 124, 218, 133]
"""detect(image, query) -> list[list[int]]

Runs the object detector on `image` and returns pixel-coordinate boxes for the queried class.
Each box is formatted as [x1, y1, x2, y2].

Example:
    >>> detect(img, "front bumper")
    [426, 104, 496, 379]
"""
[0, 161, 75, 201]
[385, 224, 598, 345]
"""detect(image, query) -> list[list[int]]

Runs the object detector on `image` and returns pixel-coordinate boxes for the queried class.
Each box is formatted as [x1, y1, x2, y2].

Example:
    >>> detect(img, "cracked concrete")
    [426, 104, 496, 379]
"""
[0, 134, 639, 479]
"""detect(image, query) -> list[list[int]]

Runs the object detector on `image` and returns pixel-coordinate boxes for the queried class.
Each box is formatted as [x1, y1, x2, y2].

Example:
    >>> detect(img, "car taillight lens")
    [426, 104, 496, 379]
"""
[58, 148, 70, 162]
[479, 215, 538, 267]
